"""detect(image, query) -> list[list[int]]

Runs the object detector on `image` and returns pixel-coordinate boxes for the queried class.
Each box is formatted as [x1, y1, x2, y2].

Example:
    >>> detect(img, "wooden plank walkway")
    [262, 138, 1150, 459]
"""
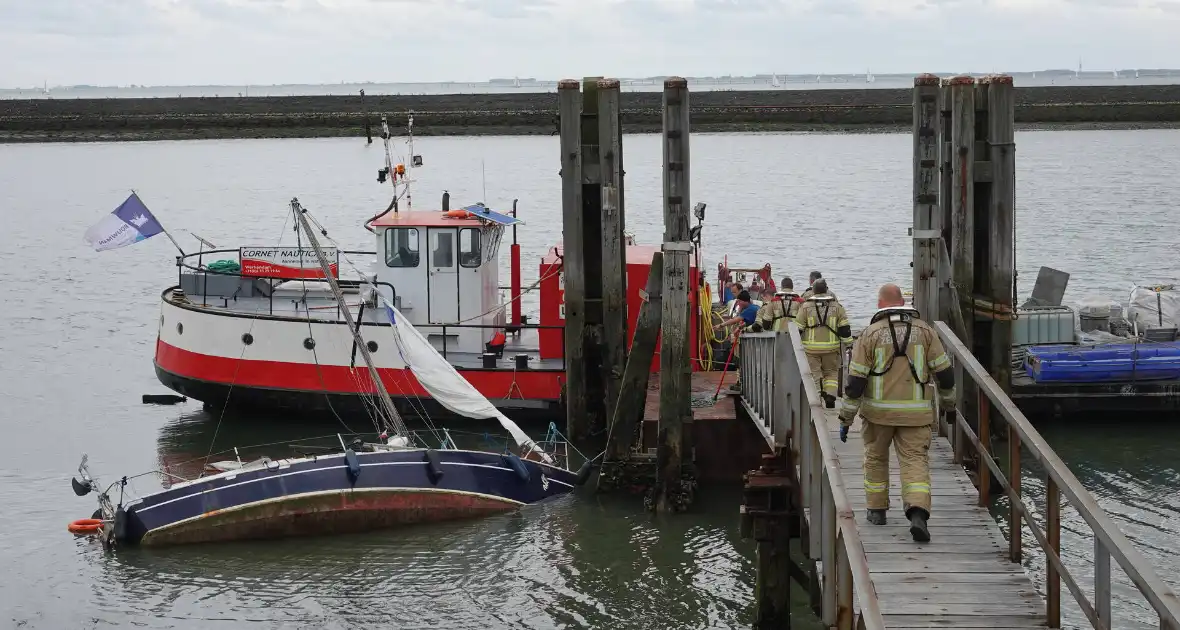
[823, 408, 1046, 629]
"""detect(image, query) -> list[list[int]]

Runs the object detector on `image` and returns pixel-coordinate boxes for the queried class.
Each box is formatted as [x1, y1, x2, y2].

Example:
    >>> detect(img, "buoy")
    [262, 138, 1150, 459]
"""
[68, 518, 103, 535]
[444, 209, 471, 219]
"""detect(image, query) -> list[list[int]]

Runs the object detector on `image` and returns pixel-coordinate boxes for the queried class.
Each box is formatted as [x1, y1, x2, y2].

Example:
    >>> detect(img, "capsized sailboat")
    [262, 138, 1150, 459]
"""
[70, 200, 590, 549]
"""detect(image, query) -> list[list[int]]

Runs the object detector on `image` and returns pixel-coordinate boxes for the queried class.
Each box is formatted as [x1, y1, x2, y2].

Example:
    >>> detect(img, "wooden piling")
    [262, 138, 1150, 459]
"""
[912, 74, 942, 323]
[558, 79, 591, 447]
[946, 76, 978, 421]
[360, 89, 372, 144]
[656, 76, 694, 513]
[598, 79, 628, 420]
[984, 75, 1016, 394]
[603, 253, 664, 465]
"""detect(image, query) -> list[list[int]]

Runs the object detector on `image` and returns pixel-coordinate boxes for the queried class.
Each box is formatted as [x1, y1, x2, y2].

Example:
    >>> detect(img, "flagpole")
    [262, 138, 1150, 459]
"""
[130, 190, 186, 256]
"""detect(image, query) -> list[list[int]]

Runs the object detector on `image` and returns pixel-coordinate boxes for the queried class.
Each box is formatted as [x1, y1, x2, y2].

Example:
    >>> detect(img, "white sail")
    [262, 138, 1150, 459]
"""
[381, 299, 553, 464]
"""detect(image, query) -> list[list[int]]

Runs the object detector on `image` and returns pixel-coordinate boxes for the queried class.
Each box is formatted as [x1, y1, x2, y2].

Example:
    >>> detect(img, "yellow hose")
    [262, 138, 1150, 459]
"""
[697, 283, 726, 370]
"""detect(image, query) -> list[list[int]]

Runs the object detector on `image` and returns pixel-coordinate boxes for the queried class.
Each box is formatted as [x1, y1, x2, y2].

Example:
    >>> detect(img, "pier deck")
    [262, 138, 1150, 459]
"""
[829, 409, 1045, 628]
[737, 325, 1180, 629]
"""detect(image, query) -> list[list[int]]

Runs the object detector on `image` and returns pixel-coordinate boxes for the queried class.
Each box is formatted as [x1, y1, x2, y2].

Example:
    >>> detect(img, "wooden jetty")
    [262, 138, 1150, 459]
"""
[737, 324, 1180, 629]
[733, 73, 1180, 629]
[558, 72, 1178, 626]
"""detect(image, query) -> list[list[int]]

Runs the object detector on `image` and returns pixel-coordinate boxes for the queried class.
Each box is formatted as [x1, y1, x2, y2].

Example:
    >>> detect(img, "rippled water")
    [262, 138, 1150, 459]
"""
[1, 130, 1178, 628]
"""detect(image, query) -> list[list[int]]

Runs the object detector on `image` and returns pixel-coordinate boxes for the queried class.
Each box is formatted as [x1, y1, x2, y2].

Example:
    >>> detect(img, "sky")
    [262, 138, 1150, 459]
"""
[1, 0, 1178, 88]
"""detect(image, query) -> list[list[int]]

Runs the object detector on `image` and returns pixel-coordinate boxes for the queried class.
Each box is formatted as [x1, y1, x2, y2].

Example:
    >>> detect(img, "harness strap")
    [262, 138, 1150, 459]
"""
[803, 299, 840, 335]
[865, 313, 933, 396]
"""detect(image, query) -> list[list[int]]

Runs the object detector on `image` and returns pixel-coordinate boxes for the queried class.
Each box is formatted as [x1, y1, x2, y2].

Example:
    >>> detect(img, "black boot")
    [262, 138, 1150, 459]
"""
[866, 509, 887, 525]
[907, 507, 930, 542]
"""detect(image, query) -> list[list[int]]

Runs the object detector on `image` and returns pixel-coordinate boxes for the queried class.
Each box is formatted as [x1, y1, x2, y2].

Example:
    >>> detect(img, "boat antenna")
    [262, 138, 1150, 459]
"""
[379, 115, 400, 215]
[481, 158, 486, 203]
[290, 198, 409, 439]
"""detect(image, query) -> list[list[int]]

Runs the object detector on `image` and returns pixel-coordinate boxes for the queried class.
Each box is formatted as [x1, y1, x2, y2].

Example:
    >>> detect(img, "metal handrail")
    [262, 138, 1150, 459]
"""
[737, 328, 885, 630]
[934, 321, 1180, 630]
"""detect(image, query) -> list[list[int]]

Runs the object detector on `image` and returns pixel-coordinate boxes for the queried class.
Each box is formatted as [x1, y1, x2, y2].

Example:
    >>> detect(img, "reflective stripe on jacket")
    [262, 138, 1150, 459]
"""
[796, 297, 850, 354]
[846, 316, 952, 426]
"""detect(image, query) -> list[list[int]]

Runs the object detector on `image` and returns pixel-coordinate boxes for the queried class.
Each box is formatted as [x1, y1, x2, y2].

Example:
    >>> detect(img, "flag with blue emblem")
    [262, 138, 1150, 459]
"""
[83, 192, 166, 252]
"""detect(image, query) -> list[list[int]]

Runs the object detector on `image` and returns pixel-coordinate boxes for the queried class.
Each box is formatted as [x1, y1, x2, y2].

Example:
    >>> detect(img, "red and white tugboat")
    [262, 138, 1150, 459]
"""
[153, 117, 706, 419]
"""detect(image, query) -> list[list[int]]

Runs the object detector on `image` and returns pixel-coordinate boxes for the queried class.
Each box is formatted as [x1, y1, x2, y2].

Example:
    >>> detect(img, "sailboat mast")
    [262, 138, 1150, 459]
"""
[290, 198, 407, 437]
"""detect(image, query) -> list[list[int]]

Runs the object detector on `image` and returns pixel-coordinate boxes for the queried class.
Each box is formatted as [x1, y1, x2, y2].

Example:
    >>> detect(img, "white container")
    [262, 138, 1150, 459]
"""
[1012, 306, 1076, 346]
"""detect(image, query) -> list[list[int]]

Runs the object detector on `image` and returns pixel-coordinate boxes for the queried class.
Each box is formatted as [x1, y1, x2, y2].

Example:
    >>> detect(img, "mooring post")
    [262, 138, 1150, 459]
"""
[558, 79, 590, 448]
[598, 78, 628, 422]
[947, 75, 978, 425]
[743, 448, 795, 629]
[360, 89, 372, 144]
[937, 79, 954, 324]
[985, 75, 1016, 396]
[983, 75, 1019, 547]
[656, 76, 693, 513]
[912, 74, 942, 329]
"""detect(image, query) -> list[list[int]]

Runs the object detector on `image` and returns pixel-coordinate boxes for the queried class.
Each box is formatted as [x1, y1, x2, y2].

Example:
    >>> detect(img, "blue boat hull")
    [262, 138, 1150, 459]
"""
[121, 448, 578, 546]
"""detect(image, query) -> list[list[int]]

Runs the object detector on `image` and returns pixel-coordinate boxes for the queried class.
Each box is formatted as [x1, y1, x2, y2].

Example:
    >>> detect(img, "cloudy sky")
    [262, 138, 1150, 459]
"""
[2, 0, 1178, 87]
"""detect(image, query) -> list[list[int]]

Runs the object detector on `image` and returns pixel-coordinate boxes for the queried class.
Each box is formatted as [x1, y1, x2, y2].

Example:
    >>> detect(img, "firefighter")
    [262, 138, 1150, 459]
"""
[838, 283, 956, 543]
[755, 287, 783, 331]
[801, 270, 838, 301]
[795, 279, 851, 407]
[770, 277, 804, 332]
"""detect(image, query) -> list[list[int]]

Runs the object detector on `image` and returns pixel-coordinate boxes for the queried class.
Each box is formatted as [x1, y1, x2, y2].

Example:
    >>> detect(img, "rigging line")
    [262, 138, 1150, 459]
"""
[294, 200, 408, 438]
[201, 320, 257, 470]
[382, 312, 452, 439]
[200, 214, 303, 472]
[165, 432, 376, 473]
[293, 217, 441, 439]
[300, 299, 371, 435]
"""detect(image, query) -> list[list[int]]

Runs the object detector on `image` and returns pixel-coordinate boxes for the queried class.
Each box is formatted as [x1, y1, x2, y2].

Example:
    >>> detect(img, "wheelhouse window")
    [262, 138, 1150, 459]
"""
[460, 228, 481, 268]
[431, 230, 454, 268]
[384, 228, 419, 268]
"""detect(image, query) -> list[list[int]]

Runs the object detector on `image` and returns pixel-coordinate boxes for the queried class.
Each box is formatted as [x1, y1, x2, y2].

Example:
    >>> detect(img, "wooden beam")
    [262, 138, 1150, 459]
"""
[603, 252, 663, 462]
[912, 73, 941, 324]
[947, 75, 977, 422]
[597, 78, 628, 420]
[985, 75, 1016, 395]
[657, 76, 693, 513]
[558, 79, 589, 447]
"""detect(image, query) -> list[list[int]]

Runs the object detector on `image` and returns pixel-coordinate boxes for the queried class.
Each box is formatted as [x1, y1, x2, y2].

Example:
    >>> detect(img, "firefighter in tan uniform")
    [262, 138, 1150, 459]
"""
[754, 287, 784, 331]
[839, 283, 955, 542]
[801, 270, 838, 302]
[795, 279, 852, 408]
[772, 277, 804, 332]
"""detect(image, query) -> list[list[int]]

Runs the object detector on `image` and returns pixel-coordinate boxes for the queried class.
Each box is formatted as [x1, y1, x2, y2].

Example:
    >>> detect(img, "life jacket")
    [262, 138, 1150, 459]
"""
[865, 307, 932, 395]
[800, 295, 846, 352]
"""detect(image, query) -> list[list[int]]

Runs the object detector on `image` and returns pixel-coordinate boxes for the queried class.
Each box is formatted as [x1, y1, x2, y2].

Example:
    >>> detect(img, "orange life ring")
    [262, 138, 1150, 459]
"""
[444, 210, 471, 218]
[67, 518, 103, 534]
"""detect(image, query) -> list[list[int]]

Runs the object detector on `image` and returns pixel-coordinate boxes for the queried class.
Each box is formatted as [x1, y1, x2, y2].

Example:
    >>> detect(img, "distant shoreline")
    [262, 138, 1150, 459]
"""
[4, 84, 1180, 143]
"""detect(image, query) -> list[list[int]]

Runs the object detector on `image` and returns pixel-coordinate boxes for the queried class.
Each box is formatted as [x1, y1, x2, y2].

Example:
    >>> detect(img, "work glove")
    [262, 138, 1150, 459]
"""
[839, 425, 849, 443]
[938, 387, 956, 411]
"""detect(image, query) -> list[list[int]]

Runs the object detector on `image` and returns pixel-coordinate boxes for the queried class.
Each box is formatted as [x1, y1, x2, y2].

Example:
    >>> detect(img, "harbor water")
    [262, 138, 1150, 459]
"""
[1, 130, 1178, 628]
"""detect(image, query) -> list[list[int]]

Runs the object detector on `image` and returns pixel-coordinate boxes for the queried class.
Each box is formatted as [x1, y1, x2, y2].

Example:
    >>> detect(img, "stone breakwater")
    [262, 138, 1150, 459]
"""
[4, 84, 1180, 142]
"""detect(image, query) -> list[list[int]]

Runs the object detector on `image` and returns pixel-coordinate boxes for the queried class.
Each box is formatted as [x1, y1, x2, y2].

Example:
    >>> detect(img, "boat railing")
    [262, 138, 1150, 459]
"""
[933, 321, 1180, 629]
[173, 248, 566, 368]
[174, 248, 397, 319]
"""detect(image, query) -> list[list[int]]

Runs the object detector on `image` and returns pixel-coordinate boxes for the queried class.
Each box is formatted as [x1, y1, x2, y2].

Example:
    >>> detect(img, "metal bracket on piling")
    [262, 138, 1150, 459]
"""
[741, 446, 808, 630]
[661, 241, 693, 253]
